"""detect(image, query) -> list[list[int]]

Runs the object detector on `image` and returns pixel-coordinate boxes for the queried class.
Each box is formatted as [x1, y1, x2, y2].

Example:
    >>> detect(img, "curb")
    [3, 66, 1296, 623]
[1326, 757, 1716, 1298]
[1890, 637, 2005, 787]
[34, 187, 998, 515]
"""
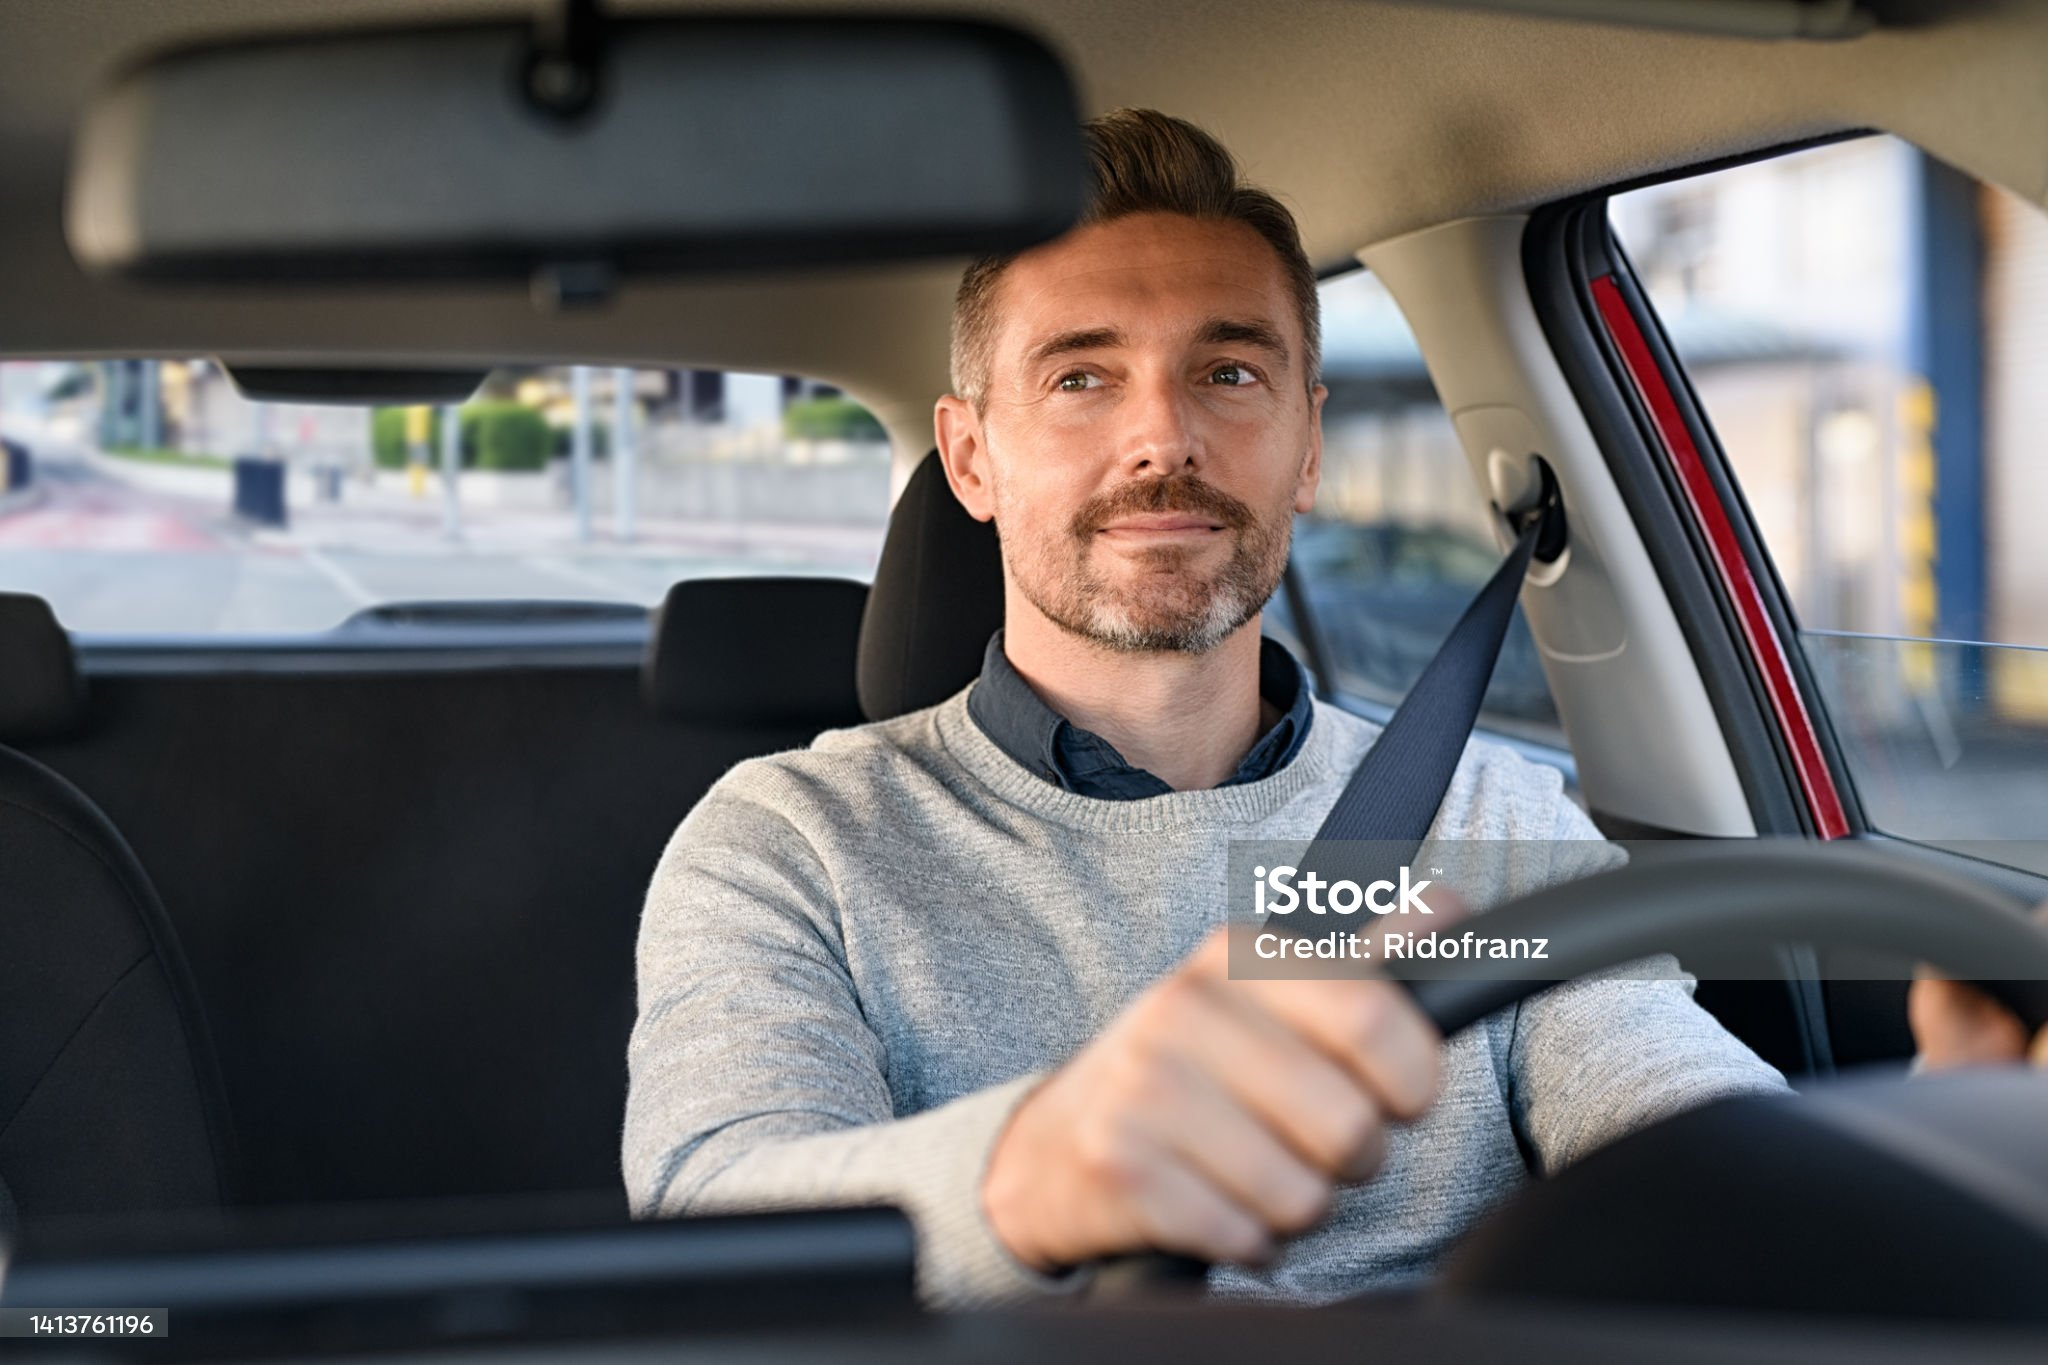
[80, 444, 233, 500]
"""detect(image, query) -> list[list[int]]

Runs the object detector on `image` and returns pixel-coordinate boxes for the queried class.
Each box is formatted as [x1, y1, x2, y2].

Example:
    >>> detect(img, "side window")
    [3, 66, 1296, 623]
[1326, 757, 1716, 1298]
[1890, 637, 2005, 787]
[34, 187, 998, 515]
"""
[1268, 270, 1565, 749]
[0, 363, 889, 635]
[1612, 137, 2048, 866]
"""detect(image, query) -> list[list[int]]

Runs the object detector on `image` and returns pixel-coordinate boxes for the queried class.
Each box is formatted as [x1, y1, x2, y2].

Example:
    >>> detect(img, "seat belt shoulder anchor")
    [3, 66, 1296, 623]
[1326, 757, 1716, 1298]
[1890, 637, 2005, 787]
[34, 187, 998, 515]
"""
[1492, 454, 1569, 569]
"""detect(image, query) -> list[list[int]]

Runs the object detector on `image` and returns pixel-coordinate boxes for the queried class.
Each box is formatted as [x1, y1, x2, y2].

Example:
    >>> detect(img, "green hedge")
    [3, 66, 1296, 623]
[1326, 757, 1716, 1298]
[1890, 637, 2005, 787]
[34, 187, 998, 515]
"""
[472, 403, 550, 471]
[549, 422, 609, 462]
[783, 395, 885, 443]
[371, 403, 553, 472]
[371, 408, 424, 469]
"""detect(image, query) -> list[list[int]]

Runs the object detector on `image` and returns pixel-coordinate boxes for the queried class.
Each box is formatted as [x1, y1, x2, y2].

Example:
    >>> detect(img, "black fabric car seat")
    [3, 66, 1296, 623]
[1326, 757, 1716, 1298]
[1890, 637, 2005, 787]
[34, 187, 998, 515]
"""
[855, 450, 1005, 722]
[645, 576, 869, 728]
[0, 594, 236, 1222]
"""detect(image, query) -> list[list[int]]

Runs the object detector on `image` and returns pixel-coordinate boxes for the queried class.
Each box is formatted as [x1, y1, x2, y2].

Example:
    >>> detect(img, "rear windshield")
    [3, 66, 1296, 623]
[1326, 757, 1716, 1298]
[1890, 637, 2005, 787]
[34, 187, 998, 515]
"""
[0, 361, 889, 636]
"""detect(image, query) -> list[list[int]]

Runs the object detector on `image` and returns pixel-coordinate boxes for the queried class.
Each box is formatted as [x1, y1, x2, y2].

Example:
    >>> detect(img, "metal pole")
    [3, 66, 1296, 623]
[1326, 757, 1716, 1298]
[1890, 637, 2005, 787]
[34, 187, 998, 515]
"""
[440, 403, 462, 540]
[99, 361, 125, 447]
[138, 359, 161, 451]
[612, 366, 636, 542]
[571, 365, 593, 544]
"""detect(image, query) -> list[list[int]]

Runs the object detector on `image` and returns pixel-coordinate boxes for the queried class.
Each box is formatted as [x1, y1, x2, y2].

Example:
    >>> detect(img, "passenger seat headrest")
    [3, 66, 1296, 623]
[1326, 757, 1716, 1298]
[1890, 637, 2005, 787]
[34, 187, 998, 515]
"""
[856, 451, 1005, 722]
[0, 594, 84, 741]
[644, 577, 868, 728]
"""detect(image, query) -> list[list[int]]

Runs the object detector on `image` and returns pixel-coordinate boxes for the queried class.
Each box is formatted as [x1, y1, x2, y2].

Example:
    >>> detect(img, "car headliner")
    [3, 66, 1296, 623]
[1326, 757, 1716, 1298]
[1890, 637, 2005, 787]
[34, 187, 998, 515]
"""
[1, 0, 2044, 453]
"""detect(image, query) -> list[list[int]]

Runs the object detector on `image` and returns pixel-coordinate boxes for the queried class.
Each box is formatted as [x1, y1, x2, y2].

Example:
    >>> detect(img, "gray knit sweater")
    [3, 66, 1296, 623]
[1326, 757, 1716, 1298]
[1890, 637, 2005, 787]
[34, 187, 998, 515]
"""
[624, 688, 1786, 1308]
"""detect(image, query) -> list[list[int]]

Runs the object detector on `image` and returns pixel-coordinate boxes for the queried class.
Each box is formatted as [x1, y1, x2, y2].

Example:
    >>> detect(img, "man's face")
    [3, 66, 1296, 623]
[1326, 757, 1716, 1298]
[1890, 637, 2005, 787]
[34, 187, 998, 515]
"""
[940, 212, 1325, 654]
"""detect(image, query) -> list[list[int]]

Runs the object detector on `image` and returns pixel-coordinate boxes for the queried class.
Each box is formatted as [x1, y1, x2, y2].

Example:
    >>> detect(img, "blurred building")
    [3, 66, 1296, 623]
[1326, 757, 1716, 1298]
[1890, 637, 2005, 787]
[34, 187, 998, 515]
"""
[1316, 136, 2047, 724]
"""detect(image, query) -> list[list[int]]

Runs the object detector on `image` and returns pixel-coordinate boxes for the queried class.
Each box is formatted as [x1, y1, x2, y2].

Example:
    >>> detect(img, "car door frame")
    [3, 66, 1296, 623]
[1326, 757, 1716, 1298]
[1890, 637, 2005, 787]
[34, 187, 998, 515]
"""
[1522, 136, 2048, 1063]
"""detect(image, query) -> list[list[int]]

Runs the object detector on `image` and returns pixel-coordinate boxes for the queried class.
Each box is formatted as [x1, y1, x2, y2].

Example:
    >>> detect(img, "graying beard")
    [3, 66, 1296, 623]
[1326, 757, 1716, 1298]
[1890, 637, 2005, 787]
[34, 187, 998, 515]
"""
[1077, 573, 1260, 654]
[1017, 537, 1283, 656]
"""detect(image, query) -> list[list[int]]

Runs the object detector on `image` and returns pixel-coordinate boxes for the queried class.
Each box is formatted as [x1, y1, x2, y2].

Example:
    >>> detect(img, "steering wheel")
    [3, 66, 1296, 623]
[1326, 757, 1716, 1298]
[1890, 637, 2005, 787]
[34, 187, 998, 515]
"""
[1099, 840, 2048, 1298]
[1397, 839, 2048, 1034]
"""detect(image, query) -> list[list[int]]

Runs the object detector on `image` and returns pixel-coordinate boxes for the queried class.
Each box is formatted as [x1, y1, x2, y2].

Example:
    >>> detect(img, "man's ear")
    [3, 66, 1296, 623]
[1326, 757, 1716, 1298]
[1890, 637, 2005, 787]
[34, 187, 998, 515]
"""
[1294, 383, 1328, 516]
[934, 394, 997, 523]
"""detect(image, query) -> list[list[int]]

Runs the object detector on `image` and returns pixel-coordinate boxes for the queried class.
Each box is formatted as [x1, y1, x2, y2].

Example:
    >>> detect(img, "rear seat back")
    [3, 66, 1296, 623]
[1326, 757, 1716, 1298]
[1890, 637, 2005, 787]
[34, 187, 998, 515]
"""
[11, 577, 869, 1213]
[0, 594, 236, 1226]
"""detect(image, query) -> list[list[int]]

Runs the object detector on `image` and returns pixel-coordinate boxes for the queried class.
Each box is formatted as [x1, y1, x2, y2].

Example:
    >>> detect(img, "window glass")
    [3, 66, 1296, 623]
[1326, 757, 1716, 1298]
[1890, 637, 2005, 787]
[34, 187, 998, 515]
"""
[0, 362, 887, 635]
[1267, 270, 1564, 748]
[1612, 138, 2048, 861]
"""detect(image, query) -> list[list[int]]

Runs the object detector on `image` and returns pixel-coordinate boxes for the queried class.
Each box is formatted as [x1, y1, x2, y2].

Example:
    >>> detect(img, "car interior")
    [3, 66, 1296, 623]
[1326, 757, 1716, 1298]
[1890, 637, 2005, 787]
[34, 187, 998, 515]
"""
[4, 0, 2048, 1359]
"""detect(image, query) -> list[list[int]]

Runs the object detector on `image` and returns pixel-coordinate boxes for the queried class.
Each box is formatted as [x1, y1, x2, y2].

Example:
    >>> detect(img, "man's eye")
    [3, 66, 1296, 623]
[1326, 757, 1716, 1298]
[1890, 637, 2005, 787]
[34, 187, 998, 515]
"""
[1209, 364, 1257, 386]
[1056, 372, 1099, 392]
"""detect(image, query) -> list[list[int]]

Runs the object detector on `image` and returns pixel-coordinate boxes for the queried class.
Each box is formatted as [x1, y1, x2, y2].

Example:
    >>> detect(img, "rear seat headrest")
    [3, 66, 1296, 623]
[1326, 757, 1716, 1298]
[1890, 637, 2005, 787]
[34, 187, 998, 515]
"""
[0, 594, 84, 741]
[855, 451, 1005, 722]
[644, 577, 868, 728]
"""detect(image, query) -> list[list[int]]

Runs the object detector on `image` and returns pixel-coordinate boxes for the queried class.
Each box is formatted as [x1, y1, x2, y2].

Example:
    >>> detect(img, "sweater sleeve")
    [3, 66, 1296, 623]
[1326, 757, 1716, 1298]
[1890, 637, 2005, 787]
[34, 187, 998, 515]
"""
[622, 773, 1083, 1309]
[1505, 789, 1791, 1175]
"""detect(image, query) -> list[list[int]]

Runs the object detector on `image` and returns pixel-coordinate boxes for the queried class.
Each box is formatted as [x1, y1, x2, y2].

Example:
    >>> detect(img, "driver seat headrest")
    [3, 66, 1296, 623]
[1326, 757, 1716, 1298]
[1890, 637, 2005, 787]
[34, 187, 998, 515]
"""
[856, 451, 1005, 722]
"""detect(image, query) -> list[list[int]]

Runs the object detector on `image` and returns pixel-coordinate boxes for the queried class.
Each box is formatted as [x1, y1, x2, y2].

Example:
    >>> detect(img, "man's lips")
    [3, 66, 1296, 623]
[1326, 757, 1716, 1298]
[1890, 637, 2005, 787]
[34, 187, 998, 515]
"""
[1095, 514, 1228, 535]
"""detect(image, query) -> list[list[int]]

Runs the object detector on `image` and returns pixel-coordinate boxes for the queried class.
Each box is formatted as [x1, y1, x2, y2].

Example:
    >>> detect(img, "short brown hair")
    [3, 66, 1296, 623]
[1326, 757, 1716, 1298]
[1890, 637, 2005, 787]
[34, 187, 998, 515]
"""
[949, 108, 1321, 410]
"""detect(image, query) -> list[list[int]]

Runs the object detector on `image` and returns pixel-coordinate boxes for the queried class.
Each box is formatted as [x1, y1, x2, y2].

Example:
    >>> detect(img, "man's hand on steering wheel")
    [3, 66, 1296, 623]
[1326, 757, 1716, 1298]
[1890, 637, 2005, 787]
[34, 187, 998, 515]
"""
[980, 919, 1448, 1273]
[1911, 899, 2048, 1071]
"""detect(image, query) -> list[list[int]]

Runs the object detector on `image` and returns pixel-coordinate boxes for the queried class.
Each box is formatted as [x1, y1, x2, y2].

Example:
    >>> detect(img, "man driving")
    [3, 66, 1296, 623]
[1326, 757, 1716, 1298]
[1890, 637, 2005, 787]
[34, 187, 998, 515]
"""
[623, 109, 2026, 1307]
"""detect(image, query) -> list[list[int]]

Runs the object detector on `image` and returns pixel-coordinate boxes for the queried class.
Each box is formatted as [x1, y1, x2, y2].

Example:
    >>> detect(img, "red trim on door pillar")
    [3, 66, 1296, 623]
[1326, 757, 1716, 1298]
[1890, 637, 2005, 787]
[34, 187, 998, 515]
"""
[1591, 274, 1849, 839]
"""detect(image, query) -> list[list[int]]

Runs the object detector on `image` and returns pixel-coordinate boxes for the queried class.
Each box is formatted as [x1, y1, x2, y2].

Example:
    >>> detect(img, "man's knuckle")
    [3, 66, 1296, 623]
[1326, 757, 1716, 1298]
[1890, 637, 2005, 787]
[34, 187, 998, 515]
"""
[1126, 1062, 1181, 1116]
[1076, 1116, 1146, 1190]
[1397, 1043, 1444, 1116]
[1158, 1200, 1258, 1263]
[1266, 1172, 1332, 1234]
[1315, 1090, 1382, 1166]
[1218, 1220, 1269, 1263]
[1141, 972, 1206, 1033]
[1341, 984, 1393, 1051]
[1345, 1120, 1389, 1180]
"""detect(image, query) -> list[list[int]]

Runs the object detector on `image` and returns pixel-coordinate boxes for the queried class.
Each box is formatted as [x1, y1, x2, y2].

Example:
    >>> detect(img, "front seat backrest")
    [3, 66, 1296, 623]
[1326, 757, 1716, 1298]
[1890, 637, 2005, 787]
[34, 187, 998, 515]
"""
[645, 576, 868, 728]
[0, 596, 235, 1222]
[855, 451, 1005, 721]
[0, 593, 84, 742]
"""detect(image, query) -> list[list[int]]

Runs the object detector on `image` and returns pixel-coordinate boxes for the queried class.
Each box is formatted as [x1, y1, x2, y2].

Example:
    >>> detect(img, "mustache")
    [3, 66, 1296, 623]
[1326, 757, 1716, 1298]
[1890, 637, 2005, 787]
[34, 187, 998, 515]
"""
[1070, 475, 1256, 538]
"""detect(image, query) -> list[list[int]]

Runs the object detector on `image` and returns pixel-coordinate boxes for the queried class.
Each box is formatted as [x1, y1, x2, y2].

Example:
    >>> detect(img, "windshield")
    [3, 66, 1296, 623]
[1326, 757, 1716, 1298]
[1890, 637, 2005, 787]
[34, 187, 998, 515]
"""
[0, 361, 888, 635]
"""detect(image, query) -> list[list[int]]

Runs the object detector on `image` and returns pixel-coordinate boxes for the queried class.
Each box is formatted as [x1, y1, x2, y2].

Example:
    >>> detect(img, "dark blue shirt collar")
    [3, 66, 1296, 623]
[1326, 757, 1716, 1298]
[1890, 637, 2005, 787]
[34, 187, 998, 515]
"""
[966, 629, 1315, 799]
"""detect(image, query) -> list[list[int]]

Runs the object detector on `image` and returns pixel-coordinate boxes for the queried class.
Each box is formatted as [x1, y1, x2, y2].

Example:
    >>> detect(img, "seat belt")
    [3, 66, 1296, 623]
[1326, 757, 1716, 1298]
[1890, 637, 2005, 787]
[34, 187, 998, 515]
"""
[1095, 469, 1565, 1292]
[1282, 462, 1565, 938]
[1280, 463, 1833, 1071]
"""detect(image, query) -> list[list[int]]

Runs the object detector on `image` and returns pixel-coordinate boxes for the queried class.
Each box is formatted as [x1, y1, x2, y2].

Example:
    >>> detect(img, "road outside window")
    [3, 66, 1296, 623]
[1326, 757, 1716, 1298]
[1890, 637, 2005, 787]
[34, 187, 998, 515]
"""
[0, 363, 887, 635]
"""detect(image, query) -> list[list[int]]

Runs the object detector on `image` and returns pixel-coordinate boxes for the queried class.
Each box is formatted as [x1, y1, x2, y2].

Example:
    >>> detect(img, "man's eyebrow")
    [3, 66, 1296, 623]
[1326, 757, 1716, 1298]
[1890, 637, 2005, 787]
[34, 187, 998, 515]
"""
[1198, 317, 1291, 363]
[1019, 318, 1292, 371]
[1024, 327, 1125, 369]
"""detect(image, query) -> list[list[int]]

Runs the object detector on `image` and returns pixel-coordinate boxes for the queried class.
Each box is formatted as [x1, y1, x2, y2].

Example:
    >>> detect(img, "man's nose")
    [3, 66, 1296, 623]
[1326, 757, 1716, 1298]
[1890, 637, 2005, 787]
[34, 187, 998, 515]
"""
[1116, 373, 1203, 478]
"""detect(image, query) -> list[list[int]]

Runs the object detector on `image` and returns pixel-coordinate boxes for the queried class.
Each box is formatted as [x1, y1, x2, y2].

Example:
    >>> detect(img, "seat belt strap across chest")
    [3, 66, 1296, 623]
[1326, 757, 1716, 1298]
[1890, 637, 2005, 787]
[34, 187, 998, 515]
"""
[1283, 465, 1565, 936]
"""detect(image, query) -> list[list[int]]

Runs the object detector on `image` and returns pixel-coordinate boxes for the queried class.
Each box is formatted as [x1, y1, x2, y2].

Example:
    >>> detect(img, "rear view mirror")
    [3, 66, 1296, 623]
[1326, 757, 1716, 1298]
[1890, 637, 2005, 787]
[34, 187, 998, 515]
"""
[67, 15, 1086, 286]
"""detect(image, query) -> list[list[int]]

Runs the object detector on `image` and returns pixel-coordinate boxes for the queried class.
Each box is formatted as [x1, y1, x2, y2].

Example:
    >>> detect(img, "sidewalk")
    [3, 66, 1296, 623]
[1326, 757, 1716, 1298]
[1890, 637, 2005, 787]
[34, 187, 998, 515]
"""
[67, 435, 883, 571]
